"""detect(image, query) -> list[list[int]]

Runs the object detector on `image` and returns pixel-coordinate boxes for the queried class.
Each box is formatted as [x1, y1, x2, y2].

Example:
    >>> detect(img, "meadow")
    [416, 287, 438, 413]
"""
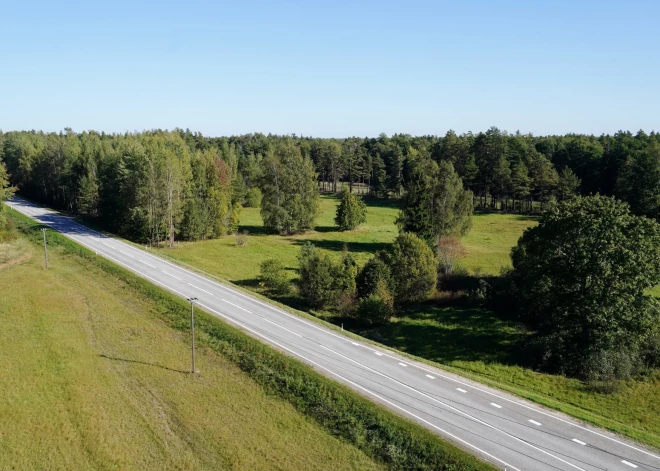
[0, 231, 385, 470]
[155, 195, 660, 449]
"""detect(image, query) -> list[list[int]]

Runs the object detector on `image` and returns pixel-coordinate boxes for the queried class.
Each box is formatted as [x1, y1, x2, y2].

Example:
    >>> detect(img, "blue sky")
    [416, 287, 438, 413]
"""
[2, 0, 658, 137]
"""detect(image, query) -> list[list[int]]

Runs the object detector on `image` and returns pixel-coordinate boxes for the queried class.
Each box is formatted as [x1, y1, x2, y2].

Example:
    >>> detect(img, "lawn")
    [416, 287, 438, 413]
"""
[153, 195, 660, 449]
[0, 233, 384, 470]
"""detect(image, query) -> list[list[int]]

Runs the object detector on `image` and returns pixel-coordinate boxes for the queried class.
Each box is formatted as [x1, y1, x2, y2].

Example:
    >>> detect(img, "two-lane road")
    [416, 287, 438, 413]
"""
[8, 196, 660, 471]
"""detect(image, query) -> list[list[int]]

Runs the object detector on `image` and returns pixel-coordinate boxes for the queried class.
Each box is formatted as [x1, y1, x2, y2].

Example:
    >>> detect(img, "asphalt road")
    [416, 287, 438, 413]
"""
[8, 196, 660, 471]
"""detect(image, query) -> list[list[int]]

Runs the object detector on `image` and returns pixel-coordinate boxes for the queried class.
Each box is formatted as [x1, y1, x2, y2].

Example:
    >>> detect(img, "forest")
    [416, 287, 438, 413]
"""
[1, 127, 659, 245]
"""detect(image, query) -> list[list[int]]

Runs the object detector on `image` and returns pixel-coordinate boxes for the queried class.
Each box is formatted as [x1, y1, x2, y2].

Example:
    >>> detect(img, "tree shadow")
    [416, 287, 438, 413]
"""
[99, 354, 190, 374]
[362, 197, 402, 210]
[237, 224, 271, 236]
[313, 225, 338, 233]
[291, 238, 391, 255]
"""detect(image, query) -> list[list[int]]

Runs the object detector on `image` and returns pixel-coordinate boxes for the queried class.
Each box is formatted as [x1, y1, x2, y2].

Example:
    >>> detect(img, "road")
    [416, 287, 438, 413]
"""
[8, 195, 660, 471]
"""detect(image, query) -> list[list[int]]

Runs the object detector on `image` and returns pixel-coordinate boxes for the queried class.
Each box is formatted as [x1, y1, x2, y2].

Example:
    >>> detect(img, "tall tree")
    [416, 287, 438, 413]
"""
[335, 186, 367, 231]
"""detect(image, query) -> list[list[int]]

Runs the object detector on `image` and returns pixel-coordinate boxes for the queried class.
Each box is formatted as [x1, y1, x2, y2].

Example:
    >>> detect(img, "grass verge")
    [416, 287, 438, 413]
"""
[7, 207, 496, 471]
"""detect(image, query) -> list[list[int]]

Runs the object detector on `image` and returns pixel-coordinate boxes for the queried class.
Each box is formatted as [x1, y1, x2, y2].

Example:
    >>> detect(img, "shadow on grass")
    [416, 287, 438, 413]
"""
[362, 197, 402, 210]
[99, 354, 190, 374]
[292, 238, 390, 255]
[237, 224, 271, 236]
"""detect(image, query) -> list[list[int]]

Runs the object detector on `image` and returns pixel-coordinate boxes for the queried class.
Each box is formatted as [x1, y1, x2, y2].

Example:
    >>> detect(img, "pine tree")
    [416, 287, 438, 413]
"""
[335, 186, 367, 230]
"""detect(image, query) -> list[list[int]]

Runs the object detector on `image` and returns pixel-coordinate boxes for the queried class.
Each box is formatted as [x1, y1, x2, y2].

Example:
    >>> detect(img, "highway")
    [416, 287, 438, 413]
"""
[8, 195, 660, 471]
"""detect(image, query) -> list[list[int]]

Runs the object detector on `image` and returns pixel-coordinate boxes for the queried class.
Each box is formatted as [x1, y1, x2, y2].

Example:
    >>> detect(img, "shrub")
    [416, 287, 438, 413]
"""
[389, 232, 437, 303]
[297, 243, 338, 308]
[235, 230, 248, 247]
[436, 236, 466, 276]
[356, 278, 394, 324]
[259, 258, 290, 294]
[335, 187, 367, 231]
[356, 255, 392, 299]
[245, 187, 263, 208]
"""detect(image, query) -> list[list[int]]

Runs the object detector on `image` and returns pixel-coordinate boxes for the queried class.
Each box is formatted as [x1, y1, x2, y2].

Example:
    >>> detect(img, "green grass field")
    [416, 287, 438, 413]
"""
[0, 233, 384, 470]
[153, 195, 660, 449]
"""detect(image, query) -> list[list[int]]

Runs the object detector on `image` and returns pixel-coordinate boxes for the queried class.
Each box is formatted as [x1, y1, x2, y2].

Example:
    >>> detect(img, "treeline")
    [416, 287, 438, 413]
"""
[2, 128, 660, 244]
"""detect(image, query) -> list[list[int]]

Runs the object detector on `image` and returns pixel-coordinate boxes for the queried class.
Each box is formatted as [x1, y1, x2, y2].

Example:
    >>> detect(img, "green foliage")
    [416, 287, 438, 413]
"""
[356, 255, 393, 299]
[510, 195, 660, 379]
[244, 186, 263, 208]
[335, 187, 367, 230]
[259, 258, 291, 294]
[0, 160, 16, 229]
[397, 159, 473, 245]
[388, 233, 437, 303]
[557, 166, 580, 200]
[616, 141, 660, 219]
[356, 278, 394, 324]
[260, 143, 320, 234]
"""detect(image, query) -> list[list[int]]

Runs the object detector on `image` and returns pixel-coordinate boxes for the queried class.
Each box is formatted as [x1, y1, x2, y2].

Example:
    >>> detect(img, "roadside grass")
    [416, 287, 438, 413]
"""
[6, 208, 496, 471]
[150, 195, 660, 449]
[0, 232, 388, 471]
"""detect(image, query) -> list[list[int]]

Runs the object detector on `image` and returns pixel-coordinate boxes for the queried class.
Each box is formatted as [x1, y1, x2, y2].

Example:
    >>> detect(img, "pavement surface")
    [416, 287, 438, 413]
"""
[8, 195, 660, 471]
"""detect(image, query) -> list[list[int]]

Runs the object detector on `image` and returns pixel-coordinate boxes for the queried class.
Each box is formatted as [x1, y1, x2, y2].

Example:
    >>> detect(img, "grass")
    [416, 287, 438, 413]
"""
[149, 195, 660, 450]
[4, 208, 497, 471]
[0, 232, 386, 470]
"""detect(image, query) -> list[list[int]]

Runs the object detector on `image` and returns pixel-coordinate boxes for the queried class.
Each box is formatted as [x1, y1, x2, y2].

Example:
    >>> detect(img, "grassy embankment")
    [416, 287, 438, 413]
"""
[155, 195, 660, 450]
[1, 208, 495, 471]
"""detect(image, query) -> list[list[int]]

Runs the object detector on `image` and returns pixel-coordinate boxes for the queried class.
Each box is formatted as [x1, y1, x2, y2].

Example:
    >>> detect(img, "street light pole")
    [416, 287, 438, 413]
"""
[187, 297, 198, 373]
[41, 228, 49, 269]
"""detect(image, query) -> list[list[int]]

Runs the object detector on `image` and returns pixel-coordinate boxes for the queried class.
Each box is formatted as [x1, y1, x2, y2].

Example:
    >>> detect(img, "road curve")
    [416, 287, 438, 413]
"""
[8, 196, 660, 471]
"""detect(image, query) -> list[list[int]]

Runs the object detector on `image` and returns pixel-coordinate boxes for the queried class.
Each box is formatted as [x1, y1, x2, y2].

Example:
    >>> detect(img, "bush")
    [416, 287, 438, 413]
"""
[356, 255, 392, 299]
[356, 279, 394, 324]
[245, 187, 263, 208]
[436, 236, 466, 276]
[298, 243, 358, 309]
[389, 232, 437, 303]
[335, 187, 367, 231]
[259, 258, 290, 294]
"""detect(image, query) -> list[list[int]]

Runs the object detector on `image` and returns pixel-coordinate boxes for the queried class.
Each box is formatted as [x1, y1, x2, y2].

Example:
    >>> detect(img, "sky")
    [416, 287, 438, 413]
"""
[2, 0, 659, 137]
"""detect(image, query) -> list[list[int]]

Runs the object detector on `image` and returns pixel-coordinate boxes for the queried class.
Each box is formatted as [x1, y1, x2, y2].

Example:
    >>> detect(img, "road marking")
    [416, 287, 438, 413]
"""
[261, 317, 302, 337]
[529, 420, 542, 426]
[572, 439, 586, 446]
[374, 352, 383, 356]
[351, 342, 359, 346]
[622, 460, 638, 468]
[186, 282, 214, 295]
[398, 362, 408, 367]
[425, 374, 435, 379]
[193, 301, 521, 471]
[161, 270, 183, 281]
[220, 298, 252, 313]
[456, 388, 467, 393]
[490, 403, 502, 409]
[139, 260, 156, 268]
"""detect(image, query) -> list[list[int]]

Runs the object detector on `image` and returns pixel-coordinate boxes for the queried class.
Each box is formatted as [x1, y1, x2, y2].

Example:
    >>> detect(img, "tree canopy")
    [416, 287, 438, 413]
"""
[335, 186, 367, 231]
[510, 195, 660, 379]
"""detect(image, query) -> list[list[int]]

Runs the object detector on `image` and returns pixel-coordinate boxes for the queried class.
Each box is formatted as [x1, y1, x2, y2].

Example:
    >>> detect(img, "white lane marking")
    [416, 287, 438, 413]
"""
[119, 250, 134, 258]
[220, 298, 252, 313]
[425, 374, 435, 379]
[317, 344, 586, 471]
[490, 403, 502, 409]
[193, 301, 521, 471]
[529, 420, 542, 426]
[261, 317, 303, 337]
[622, 460, 638, 468]
[161, 270, 183, 281]
[139, 260, 156, 268]
[398, 362, 408, 367]
[457, 388, 467, 393]
[374, 352, 383, 356]
[10, 197, 657, 464]
[351, 342, 359, 346]
[186, 282, 214, 296]
[572, 439, 586, 446]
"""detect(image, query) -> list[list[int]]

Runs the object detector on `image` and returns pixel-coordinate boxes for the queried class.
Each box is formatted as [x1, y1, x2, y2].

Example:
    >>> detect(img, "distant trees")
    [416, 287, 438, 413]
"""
[510, 195, 660, 380]
[397, 159, 473, 246]
[0, 160, 15, 229]
[335, 186, 367, 231]
[260, 143, 320, 234]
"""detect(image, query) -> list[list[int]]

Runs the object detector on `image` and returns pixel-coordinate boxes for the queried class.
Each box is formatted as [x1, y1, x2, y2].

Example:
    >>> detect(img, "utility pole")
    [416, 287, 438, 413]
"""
[41, 228, 49, 269]
[187, 297, 198, 373]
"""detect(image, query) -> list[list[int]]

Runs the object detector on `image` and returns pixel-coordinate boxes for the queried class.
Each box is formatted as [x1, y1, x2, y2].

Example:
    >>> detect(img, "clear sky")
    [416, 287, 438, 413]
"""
[2, 0, 658, 137]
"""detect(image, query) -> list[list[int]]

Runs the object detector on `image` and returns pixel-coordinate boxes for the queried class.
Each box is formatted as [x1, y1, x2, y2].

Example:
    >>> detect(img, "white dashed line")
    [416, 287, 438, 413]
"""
[622, 460, 638, 468]
[491, 403, 503, 409]
[139, 260, 156, 268]
[220, 298, 252, 313]
[186, 282, 214, 296]
[161, 270, 182, 281]
[457, 388, 467, 393]
[261, 317, 302, 337]
[572, 439, 586, 446]
[398, 362, 408, 367]
[374, 352, 383, 356]
[425, 374, 435, 379]
[529, 420, 542, 426]
[351, 342, 359, 346]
